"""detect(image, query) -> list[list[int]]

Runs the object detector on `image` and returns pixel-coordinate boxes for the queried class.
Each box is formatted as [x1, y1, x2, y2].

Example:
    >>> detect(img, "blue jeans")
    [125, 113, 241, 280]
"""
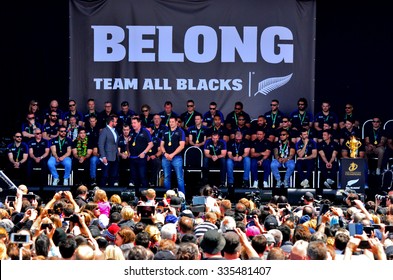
[90, 156, 100, 179]
[251, 158, 271, 182]
[271, 159, 295, 181]
[47, 156, 72, 179]
[162, 155, 185, 195]
[226, 157, 250, 184]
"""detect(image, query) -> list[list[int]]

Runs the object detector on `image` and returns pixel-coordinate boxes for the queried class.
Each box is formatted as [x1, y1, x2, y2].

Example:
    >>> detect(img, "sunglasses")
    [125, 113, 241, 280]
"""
[234, 107, 242, 110]
[15, 136, 22, 138]
[280, 134, 288, 136]
[209, 107, 216, 110]
[345, 107, 352, 109]
[142, 109, 149, 112]
[32, 103, 38, 106]
[298, 103, 305, 106]
[59, 130, 67, 133]
[187, 105, 194, 107]
[35, 132, 42, 135]
[69, 104, 76, 107]
[238, 119, 245, 121]
[51, 106, 58, 109]
[372, 120, 380, 123]
[27, 117, 35, 120]
[282, 120, 288, 122]
[50, 115, 57, 117]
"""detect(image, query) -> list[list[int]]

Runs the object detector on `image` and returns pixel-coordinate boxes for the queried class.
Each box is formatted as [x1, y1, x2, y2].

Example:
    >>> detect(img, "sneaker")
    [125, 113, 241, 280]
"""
[276, 180, 282, 188]
[114, 182, 119, 187]
[263, 181, 269, 188]
[64, 179, 69, 186]
[300, 179, 309, 187]
[129, 182, 135, 187]
[251, 180, 258, 189]
[90, 178, 97, 187]
[326, 178, 335, 185]
[323, 180, 332, 189]
[376, 168, 381, 175]
[52, 178, 60, 186]
[283, 179, 289, 188]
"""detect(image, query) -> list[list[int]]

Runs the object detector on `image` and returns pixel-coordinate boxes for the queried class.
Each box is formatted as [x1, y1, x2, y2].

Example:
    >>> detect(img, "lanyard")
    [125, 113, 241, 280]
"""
[165, 113, 171, 126]
[58, 137, 65, 153]
[185, 112, 194, 127]
[234, 112, 238, 125]
[235, 141, 241, 156]
[132, 130, 140, 146]
[15, 144, 21, 161]
[271, 112, 277, 128]
[299, 112, 306, 125]
[195, 127, 202, 143]
[280, 141, 288, 157]
[168, 129, 175, 145]
[373, 129, 379, 144]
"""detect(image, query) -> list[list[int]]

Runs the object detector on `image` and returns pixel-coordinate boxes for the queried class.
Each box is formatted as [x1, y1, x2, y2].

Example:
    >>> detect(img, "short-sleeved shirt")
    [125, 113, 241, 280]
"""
[204, 138, 227, 156]
[158, 111, 179, 127]
[202, 110, 225, 127]
[28, 139, 49, 158]
[264, 110, 286, 129]
[43, 122, 60, 137]
[225, 111, 251, 129]
[364, 127, 385, 145]
[273, 140, 295, 159]
[230, 126, 251, 139]
[188, 125, 208, 144]
[62, 111, 84, 124]
[317, 140, 339, 161]
[314, 111, 339, 129]
[251, 138, 272, 158]
[180, 111, 202, 129]
[295, 139, 317, 158]
[50, 137, 73, 157]
[162, 127, 185, 154]
[21, 122, 43, 135]
[339, 127, 361, 142]
[206, 125, 229, 140]
[83, 110, 99, 122]
[150, 124, 168, 140]
[147, 135, 161, 157]
[71, 137, 94, 157]
[227, 139, 250, 157]
[118, 134, 131, 154]
[129, 127, 152, 158]
[7, 142, 29, 161]
[250, 124, 274, 140]
[289, 110, 314, 130]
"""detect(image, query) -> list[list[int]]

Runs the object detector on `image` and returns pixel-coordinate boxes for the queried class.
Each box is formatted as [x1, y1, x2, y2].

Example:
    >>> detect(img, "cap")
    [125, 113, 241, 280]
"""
[170, 196, 182, 208]
[301, 191, 314, 202]
[200, 230, 226, 255]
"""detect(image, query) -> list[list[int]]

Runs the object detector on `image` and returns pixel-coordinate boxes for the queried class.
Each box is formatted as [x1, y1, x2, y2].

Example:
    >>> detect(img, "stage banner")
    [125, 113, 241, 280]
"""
[340, 158, 366, 194]
[69, 0, 316, 117]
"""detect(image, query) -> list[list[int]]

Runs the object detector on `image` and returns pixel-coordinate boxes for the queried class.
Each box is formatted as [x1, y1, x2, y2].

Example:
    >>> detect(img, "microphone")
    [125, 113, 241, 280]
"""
[0, 170, 18, 190]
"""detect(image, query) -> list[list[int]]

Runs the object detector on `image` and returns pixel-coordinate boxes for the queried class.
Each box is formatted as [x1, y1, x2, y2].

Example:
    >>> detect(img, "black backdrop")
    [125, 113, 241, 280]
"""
[2, 0, 393, 137]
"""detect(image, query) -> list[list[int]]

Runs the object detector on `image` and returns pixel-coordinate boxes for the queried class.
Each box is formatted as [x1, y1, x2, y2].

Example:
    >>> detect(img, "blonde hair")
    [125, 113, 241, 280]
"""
[145, 189, 156, 200]
[145, 225, 161, 243]
[94, 189, 108, 202]
[120, 206, 134, 220]
[104, 245, 125, 260]
[110, 194, 122, 205]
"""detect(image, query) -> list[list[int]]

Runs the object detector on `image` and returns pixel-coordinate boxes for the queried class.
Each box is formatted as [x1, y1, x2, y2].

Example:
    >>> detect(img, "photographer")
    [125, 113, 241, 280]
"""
[74, 185, 89, 208]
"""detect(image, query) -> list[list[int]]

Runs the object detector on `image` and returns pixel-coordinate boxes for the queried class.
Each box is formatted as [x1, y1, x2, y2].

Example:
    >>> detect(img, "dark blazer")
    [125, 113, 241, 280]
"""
[98, 126, 119, 161]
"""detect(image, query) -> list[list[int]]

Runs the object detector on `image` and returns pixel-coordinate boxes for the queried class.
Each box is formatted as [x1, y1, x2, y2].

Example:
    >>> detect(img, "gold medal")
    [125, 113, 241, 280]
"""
[374, 140, 377, 145]
[168, 142, 172, 146]
[132, 142, 136, 146]
[272, 124, 275, 128]
[149, 149, 152, 152]
[196, 140, 199, 144]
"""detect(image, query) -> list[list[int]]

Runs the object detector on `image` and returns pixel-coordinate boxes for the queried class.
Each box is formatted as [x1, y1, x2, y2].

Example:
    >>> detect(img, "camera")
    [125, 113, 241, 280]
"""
[375, 194, 387, 206]
[40, 223, 53, 230]
[6, 195, 16, 202]
[10, 233, 30, 244]
[64, 214, 80, 223]
[245, 191, 261, 208]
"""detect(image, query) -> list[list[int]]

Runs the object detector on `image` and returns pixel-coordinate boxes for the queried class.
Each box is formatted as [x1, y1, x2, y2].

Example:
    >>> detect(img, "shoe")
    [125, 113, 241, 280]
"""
[90, 178, 97, 187]
[114, 182, 119, 187]
[219, 184, 226, 189]
[276, 180, 282, 188]
[52, 178, 60, 186]
[250, 180, 258, 189]
[129, 182, 135, 187]
[283, 179, 289, 188]
[300, 179, 309, 187]
[64, 179, 69, 186]
[326, 179, 335, 185]
[323, 180, 332, 189]
[263, 181, 269, 188]
[242, 181, 249, 188]
[376, 168, 381, 175]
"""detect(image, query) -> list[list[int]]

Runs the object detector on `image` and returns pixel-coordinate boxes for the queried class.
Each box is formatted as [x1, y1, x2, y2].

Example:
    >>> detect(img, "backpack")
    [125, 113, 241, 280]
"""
[381, 169, 393, 190]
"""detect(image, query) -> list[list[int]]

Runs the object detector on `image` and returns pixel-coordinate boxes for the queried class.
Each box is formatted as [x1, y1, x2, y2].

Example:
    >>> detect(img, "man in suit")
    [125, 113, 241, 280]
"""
[98, 114, 119, 188]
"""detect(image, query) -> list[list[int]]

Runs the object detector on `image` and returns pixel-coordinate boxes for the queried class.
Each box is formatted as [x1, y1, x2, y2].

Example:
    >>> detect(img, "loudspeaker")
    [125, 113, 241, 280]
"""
[321, 189, 341, 204]
[287, 189, 316, 205]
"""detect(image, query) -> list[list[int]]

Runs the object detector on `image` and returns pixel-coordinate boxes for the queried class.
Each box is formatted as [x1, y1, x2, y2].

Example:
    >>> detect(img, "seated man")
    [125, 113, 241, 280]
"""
[27, 128, 50, 185]
[250, 129, 272, 188]
[203, 132, 227, 188]
[364, 117, 386, 175]
[318, 129, 339, 189]
[226, 131, 251, 188]
[6, 132, 29, 185]
[71, 127, 93, 185]
[47, 125, 73, 186]
[295, 129, 317, 188]
[270, 130, 296, 188]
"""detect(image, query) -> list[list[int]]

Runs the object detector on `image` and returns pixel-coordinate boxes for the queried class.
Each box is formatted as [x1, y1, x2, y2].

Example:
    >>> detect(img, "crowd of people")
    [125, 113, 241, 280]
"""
[0, 183, 392, 260]
[4, 98, 393, 197]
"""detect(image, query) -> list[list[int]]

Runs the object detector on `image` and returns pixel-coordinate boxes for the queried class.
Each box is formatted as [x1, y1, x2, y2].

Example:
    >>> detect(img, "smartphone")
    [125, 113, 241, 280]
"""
[10, 233, 30, 244]
[319, 204, 330, 215]
[40, 223, 53, 230]
[358, 240, 371, 249]
[277, 203, 287, 209]
[363, 226, 374, 236]
[385, 225, 393, 232]
[263, 205, 270, 211]
[372, 224, 381, 230]
[137, 205, 156, 218]
[192, 196, 207, 205]
[348, 223, 363, 236]
[6, 196, 16, 202]
[22, 194, 36, 201]
[247, 214, 255, 221]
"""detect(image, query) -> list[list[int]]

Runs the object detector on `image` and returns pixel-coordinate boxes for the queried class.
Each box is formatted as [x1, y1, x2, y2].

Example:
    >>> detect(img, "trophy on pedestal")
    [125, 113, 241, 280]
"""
[346, 136, 362, 158]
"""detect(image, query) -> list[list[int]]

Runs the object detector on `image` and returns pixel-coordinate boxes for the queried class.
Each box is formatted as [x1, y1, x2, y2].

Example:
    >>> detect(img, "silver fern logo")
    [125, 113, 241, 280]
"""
[251, 73, 293, 96]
